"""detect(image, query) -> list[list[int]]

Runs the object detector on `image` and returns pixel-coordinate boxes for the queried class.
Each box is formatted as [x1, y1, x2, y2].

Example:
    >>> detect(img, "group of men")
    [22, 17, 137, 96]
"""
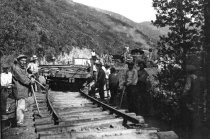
[1, 54, 40, 127]
[89, 52, 153, 116]
[89, 57, 120, 105]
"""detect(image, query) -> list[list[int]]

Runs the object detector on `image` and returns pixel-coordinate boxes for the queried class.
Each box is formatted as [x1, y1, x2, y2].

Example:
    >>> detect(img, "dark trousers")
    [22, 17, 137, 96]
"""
[98, 84, 105, 100]
[110, 87, 118, 105]
[126, 85, 138, 113]
[136, 81, 153, 116]
[1, 87, 12, 115]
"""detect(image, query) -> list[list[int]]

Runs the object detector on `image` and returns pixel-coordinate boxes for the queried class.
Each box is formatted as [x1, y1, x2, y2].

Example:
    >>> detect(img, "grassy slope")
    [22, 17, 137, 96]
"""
[138, 21, 169, 44]
[0, 0, 166, 63]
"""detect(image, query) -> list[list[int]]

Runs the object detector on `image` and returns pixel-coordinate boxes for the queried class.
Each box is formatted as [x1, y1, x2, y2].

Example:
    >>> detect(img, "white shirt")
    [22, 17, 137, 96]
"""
[102, 66, 106, 72]
[93, 64, 97, 72]
[91, 51, 96, 56]
[104, 68, 110, 79]
[27, 62, 39, 74]
[0, 72, 12, 86]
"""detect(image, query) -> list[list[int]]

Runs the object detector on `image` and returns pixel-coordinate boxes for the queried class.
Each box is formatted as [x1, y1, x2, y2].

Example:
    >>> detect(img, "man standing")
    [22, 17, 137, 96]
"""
[109, 67, 119, 105]
[1, 64, 13, 121]
[27, 55, 39, 75]
[183, 65, 202, 139]
[124, 62, 138, 113]
[12, 54, 34, 126]
[27, 55, 39, 92]
[103, 64, 110, 97]
[95, 61, 105, 100]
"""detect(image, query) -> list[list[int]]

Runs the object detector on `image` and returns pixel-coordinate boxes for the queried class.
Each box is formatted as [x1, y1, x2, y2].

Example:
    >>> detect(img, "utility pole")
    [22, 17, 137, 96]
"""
[204, 0, 210, 127]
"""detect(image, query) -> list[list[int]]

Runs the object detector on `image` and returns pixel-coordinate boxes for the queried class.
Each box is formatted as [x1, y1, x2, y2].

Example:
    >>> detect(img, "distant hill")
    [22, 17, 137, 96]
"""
[0, 0, 168, 60]
[137, 21, 169, 44]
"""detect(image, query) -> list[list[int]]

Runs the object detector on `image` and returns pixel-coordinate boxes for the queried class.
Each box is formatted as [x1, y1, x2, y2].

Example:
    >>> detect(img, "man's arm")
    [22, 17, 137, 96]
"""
[13, 67, 31, 85]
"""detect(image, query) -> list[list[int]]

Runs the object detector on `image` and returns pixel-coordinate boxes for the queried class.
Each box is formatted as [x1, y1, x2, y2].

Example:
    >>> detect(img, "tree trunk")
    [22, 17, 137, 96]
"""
[205, 0, 210, 127]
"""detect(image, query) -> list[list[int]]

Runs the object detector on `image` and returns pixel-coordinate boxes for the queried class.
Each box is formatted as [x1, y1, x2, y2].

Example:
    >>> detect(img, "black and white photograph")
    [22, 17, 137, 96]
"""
[0, 0, 210, 138]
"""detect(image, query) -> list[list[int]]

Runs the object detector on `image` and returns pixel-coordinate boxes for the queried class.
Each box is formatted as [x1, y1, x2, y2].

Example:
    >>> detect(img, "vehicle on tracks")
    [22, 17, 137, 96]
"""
[39, 58, 91, 90]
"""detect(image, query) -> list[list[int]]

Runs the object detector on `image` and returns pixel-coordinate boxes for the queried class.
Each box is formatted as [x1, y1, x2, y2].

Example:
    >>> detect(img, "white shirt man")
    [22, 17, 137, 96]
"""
[91, 51, 96, 56]
[27, 61, 39, 74]
[1, 69, 12, 87]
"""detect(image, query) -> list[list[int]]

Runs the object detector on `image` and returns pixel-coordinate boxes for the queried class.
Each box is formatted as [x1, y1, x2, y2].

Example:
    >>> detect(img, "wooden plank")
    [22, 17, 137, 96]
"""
[61, 115, 115, 124]
[56, 107, 102, 115]
[60, 111, 109, 117]
[36, 118, 123, 132]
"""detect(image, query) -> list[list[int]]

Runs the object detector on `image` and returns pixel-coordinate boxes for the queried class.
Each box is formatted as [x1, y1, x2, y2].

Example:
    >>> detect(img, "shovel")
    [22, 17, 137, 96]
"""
[31, 85, 42, 117]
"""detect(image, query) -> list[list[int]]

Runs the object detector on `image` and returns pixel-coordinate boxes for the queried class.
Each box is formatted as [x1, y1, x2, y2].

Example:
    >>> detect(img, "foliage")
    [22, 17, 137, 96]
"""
[152, 0, 204, 69]
[151, 0, 205, 123]
[0, 0, 157, 60]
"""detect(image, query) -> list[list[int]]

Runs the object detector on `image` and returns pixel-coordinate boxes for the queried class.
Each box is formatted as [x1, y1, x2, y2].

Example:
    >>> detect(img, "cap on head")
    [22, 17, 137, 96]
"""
[17, 54, 27, 61]
[33, 55, 38, 60]
[95, 60, 102, 66]
[30, 57, 34, 62]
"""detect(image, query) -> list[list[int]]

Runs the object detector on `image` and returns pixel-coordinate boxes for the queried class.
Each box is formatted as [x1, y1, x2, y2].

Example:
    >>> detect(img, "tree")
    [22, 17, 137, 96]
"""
[151, 0, 205, 124]
[152, 0, 204, 70]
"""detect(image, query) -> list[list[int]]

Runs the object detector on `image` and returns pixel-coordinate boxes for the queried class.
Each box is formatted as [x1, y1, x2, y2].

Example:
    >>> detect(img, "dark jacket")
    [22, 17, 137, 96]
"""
[97, 68, 105, 86]
[109, 73, 119, 90]
[12, 64, 31, 99]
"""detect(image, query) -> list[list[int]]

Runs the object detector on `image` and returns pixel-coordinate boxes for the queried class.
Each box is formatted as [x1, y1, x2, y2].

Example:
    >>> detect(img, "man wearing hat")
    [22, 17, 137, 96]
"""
[183, 64, 201, 139]
[27, 55, 39, 76]
[27, 55, 39, 92]
[1, 64, 13, 121]
[95, 61, 106, 100]
[124, 61, 138, 112]
[12, 54, 35, 126]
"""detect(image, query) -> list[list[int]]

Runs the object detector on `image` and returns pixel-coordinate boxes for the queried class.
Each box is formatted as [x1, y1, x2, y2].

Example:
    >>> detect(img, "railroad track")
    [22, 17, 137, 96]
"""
[33, 88, 160, 139]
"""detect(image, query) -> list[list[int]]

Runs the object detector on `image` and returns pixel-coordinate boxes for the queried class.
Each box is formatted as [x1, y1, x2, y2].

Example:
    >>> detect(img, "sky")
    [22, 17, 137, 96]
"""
[73, 0, 156, 23]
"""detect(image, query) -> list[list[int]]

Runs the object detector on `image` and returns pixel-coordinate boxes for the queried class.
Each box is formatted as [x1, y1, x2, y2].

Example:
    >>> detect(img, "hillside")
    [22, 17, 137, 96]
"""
[138, 21, 169, 43]
[0, 0, 165, 62]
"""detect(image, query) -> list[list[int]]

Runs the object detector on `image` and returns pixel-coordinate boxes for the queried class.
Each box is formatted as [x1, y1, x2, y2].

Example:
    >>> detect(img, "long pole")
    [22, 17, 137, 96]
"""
[119, 87, 126, 108]
[31, 85, 42, 117]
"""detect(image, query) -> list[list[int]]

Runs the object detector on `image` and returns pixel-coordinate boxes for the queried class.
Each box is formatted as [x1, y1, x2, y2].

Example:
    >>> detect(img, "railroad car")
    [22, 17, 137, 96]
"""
[39, 58, 91, 91]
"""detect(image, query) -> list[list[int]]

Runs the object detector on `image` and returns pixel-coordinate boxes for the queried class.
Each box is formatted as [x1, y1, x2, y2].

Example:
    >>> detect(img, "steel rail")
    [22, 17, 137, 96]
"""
[79, 88, 140, 124]
[46, 89, 61, 123]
